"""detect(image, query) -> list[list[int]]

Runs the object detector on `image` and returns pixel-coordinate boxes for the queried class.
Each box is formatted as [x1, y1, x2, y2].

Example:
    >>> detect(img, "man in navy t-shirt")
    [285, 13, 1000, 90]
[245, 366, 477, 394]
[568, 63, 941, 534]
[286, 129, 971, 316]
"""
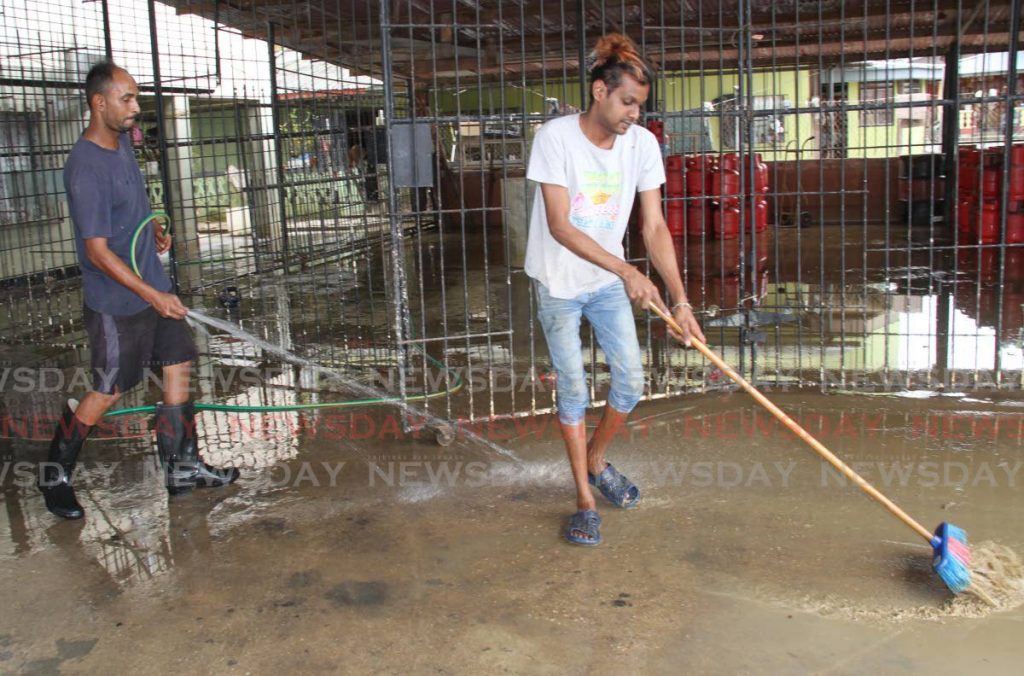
[39, 62, 239, 520]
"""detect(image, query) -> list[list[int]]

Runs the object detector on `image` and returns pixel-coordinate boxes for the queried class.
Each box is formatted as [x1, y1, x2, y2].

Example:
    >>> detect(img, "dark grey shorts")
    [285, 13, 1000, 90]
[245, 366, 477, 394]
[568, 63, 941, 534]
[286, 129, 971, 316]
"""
[83, 304, 197, 394]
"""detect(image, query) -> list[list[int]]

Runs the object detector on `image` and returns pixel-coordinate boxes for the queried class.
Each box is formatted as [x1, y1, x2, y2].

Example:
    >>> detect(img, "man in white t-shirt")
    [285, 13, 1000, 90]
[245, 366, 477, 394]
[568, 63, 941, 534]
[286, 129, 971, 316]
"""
[525, 33, 704, 546]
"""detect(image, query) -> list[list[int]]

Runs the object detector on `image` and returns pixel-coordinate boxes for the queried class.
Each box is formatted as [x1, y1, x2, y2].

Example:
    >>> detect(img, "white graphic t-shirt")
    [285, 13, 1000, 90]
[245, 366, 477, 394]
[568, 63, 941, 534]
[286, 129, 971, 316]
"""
[525, 113, 665, 299]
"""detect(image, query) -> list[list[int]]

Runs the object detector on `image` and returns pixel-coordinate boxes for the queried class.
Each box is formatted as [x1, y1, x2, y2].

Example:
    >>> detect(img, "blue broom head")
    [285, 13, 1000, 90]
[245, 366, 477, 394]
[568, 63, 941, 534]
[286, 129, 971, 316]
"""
[931, 522, 972, 594]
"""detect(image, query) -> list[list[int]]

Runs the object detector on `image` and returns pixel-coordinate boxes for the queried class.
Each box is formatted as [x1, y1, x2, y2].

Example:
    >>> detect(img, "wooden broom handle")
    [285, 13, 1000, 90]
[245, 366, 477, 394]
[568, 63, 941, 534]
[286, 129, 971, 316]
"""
[650, 302, 933, 543]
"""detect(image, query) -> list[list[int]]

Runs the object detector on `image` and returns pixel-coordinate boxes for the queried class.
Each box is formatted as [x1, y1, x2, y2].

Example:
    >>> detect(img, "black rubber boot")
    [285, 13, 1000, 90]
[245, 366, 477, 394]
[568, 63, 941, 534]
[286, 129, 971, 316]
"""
[155, 402, 239, 495]
[38, 402, 92, 519]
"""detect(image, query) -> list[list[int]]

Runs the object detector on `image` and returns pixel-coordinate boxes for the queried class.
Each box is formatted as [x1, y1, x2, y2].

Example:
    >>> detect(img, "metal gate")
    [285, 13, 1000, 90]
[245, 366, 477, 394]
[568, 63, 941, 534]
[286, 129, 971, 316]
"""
[1, 0, 1023, 433]
[375, 0, 1024, 429]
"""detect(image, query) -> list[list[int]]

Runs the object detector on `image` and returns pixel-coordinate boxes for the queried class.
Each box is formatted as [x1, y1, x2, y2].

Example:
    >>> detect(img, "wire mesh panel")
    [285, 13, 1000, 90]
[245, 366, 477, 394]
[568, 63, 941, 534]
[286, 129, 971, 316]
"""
[0, 0, 108, 346]
[1, 1, 1022, 437]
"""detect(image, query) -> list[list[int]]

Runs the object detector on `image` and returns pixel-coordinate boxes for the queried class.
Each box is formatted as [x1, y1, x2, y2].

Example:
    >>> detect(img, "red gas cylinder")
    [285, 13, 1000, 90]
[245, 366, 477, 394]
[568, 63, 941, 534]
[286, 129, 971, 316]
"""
[666, 201, 685, 237]
[686, 200, 707, 236]
[754, 199, 768, 232]
[690, 155, 717, 196]
[666, 172, 685, 197]
[742, 154, 770, 196]
[646, 120, 664, 143]
[959, 147, 981, 195]
[984, 148, 1004, 168]
[1007, 212, 1024, 244]
[959, 163, 978, 195]
[685, 157, 705, 195]
[752, 230, 770, 269]
[666, 155, 685, 196]
[957, 198, 978, 237]
[982, 169, 1002, 200]
[719, 153, 740, 172]
[978, 200, 1000, 244]
[712, 168, 741, 201]
[1009, 164, 1024, 200]
[714, 205, 740, 240]
[1011, 144, 1024, 165]
[755, 154, 769, 194]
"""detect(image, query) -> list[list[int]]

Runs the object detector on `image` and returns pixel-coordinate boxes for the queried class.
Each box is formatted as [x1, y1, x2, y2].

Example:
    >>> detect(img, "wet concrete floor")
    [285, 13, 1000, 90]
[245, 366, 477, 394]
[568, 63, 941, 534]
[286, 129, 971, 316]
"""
[1, 390, 1023, 674]
[3, 219, 1024, 672]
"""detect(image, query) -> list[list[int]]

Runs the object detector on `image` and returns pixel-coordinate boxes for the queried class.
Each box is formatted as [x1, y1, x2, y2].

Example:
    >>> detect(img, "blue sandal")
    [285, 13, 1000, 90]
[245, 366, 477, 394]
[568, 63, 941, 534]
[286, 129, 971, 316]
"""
[566, 510, 602, 546]
[589, 463, 641, 509]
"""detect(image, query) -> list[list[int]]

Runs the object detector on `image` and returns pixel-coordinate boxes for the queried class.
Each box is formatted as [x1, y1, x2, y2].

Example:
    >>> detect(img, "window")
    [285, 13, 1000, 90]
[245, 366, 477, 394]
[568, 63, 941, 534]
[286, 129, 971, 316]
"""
[752, 96, 786, 146]
[714, 94, 787, 148]
[900, 81, 924, 95]
[860, 82, 894, 127]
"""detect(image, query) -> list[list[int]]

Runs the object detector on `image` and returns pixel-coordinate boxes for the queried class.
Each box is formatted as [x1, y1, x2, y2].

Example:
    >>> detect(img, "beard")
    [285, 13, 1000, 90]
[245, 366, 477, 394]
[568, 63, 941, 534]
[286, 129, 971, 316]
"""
[106, 114, 136, 134]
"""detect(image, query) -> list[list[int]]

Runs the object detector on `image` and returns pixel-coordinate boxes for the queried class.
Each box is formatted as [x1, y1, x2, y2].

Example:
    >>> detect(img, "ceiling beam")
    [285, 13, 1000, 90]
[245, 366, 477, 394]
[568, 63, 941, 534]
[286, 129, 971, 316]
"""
[163, 0, 1019, 89]
[408, 31, 1017, 84]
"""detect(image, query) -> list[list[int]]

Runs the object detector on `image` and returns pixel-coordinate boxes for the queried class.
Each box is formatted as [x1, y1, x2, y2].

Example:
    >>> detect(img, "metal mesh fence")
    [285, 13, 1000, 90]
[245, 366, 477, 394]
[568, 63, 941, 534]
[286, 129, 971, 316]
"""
[1, 0, 1022, 433]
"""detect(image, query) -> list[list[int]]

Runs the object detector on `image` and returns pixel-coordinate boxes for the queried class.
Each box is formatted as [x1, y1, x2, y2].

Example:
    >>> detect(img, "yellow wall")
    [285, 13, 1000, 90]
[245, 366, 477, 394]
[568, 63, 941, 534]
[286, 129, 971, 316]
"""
[430, 72, 938, 161]
[846, 81, 940, 158]
[662, 69, 816, 162]
[431, 80, 584, 116]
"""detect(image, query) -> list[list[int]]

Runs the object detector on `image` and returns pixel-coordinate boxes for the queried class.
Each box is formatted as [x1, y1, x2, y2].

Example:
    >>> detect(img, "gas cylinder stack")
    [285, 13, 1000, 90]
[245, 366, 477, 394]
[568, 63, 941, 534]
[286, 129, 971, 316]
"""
[956, 144, 1024, 245]
[683, 154, 712, 237]
[660, 152, 770, 239]
[742, 154, 770, 235]
[664, 154, 685, 236]
[646, 120, 684, 236]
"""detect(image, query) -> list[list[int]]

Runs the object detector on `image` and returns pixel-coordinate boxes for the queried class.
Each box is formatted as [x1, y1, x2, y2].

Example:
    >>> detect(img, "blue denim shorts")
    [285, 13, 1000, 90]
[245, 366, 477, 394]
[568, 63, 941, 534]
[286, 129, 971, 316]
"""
[535, 280, 645, 424]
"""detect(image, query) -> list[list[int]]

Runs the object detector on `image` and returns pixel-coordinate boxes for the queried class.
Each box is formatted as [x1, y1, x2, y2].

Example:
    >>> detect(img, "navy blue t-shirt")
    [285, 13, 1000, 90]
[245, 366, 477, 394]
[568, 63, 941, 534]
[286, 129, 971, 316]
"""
[64, 134, 171, 316]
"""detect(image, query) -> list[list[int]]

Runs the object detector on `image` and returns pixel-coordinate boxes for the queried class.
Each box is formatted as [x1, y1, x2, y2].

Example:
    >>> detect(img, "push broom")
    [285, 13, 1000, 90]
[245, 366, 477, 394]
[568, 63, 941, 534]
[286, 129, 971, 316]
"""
[649, 302, 972, 594]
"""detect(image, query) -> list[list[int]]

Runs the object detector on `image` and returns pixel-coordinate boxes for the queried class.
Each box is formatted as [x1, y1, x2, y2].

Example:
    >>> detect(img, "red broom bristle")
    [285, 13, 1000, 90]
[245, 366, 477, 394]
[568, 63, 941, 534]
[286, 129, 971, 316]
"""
[947, 537, 971, 565]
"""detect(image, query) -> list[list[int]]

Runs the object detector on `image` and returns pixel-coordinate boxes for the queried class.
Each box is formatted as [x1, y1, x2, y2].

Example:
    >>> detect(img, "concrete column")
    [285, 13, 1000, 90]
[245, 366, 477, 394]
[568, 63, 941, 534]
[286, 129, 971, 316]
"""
[502, 176, 532, 268]
[162, 95, 200, 289]
[243, 104, 283, 266]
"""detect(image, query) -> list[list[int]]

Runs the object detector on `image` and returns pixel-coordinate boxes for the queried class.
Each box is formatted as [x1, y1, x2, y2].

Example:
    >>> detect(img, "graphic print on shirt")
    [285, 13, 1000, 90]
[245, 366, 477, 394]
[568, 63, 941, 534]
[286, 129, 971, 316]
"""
[569, 169, 621, 231]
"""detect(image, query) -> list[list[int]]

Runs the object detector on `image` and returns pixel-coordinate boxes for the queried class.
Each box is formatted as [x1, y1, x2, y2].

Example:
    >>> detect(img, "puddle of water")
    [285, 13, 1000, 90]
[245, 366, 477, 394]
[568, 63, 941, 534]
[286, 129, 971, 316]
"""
[1, 391, 1023, 673]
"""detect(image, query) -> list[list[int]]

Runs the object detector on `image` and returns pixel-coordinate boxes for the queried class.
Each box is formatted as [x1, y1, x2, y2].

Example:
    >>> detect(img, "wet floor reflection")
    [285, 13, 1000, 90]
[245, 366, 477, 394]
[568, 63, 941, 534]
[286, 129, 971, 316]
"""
[1, 391, 1022, 664]
[645, 229, 1024, 388]
[954, 246, 1024, 342]
[2, 222, 1024, 595]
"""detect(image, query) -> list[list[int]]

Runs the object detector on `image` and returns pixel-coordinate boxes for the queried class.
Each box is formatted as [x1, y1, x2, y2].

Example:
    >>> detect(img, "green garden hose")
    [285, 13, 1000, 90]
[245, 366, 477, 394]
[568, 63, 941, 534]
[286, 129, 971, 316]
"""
[111, 212, 462, 416]
[129, 210, 168, 278]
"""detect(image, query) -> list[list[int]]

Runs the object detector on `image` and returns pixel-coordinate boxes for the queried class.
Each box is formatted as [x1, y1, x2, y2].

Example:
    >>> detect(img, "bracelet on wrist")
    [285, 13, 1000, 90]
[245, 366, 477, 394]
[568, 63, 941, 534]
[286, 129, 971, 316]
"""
[671, 301, 692, 313]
